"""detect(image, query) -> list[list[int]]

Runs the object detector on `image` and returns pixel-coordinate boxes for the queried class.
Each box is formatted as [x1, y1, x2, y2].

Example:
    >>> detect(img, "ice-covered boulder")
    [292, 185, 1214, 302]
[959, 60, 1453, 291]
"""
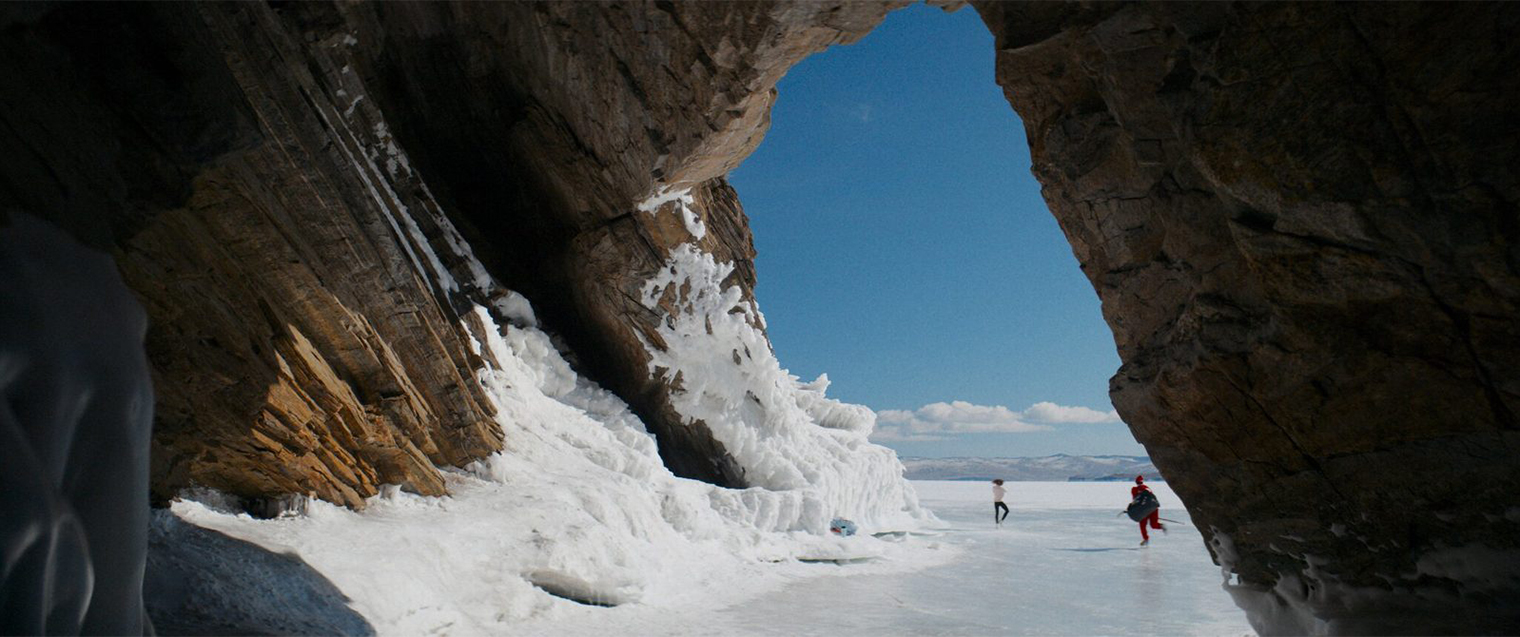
[0, 214, 154, 634]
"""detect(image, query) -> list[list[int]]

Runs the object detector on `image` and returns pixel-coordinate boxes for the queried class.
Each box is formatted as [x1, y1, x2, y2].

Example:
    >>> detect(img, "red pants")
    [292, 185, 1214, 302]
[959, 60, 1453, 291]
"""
[1139, 511, 1164, 541]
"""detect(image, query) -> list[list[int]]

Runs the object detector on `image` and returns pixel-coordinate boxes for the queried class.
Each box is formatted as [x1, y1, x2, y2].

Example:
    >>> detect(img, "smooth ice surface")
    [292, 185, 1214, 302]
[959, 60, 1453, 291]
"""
[706, 481, 1253, 636]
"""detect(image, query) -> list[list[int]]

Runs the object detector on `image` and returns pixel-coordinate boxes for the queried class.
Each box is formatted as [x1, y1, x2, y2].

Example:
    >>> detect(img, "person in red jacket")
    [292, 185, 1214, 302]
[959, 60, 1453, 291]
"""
[1132, 475, 1166, 545]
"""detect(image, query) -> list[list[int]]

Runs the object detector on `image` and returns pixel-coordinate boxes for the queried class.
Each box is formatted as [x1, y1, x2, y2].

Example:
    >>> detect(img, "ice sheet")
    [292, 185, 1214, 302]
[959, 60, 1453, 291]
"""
[703, 481, 1254, 636]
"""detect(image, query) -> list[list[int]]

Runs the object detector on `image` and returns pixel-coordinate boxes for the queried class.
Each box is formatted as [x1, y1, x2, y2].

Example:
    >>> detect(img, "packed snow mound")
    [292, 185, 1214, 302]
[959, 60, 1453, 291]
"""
[526, 570, 642, 607]
[155, 300, 943, 634]
[640, 244, 925, 533]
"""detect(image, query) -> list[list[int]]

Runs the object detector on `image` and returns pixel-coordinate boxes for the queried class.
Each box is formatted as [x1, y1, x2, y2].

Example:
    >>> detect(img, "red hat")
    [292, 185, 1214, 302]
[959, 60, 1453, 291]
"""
[1135, 475, 1145, 484]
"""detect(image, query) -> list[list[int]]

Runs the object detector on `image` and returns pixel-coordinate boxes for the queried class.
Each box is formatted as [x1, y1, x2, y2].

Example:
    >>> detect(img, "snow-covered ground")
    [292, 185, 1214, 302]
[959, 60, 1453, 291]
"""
[152, 471, 946, 636]
[151, 480, 1252, 636]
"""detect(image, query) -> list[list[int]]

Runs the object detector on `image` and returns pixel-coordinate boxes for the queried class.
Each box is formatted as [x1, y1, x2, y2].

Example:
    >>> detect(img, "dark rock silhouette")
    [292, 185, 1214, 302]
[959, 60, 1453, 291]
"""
[145, 511, 374, 636]
[975, 3, 1520, 632]
[0, 214, 154, 634]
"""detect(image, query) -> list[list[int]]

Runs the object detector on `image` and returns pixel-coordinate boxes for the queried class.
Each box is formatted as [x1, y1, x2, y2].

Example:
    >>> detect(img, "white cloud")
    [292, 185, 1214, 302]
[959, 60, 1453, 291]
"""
[1020, 401, 1120, 424]
[870, 400, 1120, 443]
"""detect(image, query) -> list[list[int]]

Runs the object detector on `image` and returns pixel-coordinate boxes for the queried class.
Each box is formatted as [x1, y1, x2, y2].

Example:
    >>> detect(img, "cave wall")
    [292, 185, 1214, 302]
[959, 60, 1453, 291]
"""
[0, 1, 905, 505]
[973, 2, 1520, 632]
[1, 2, 507, 509]
[325, 0, 907, 485]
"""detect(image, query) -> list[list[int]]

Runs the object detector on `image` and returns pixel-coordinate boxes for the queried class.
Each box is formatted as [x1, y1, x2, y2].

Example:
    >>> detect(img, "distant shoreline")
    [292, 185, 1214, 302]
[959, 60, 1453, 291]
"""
[899, 454, 1164, 483]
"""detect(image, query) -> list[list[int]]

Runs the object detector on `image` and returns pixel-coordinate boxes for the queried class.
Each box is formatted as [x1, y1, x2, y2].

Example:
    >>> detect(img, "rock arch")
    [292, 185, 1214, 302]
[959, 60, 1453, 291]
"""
[1, 1, 1516, 632]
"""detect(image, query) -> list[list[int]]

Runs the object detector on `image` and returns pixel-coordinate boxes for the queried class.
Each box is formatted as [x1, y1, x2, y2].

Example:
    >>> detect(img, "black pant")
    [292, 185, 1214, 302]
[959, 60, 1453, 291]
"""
[994, 501, 1009, 523]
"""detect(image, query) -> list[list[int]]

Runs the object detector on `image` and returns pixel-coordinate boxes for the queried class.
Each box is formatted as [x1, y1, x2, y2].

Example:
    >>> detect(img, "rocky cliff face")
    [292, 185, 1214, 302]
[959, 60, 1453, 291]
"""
[2, 3, 508, 510]
[974, 2, 1520, 632]
[330, 1, 908, 486]
[3, 0, 1517, 632]
[0, 1, 903, 506]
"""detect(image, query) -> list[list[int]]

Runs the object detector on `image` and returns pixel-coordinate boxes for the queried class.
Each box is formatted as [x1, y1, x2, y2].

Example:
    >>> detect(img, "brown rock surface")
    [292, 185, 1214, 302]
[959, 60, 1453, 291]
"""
[1, 2, 505, 509]
[0, 1, 906, 502]
[329, 0, 908, 485]
[975, 2, 1520, 632]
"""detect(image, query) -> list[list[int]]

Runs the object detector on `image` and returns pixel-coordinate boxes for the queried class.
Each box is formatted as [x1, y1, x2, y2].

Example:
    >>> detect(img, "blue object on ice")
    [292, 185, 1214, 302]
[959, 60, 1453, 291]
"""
[829, 518, 858, 536]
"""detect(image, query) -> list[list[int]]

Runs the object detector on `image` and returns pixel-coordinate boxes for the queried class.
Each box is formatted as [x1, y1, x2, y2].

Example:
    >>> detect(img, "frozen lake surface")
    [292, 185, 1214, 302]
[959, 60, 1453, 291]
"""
[710, 481, 1253, 636]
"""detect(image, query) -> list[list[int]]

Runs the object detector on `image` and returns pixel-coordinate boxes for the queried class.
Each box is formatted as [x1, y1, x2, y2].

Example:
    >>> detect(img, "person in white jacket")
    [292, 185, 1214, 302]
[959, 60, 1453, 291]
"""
[992, 479, 1009, 525]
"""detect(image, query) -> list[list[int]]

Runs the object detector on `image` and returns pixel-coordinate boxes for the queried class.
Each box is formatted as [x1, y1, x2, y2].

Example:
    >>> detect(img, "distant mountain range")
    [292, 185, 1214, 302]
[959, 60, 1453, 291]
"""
[899, 454, 1162, 482]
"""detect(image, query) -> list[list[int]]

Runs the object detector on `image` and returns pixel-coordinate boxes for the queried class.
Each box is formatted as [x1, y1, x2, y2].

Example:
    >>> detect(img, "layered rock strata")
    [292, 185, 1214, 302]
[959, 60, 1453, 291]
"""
[0, 1, 905, 506]
[1, 3, 506, 509]
[974, 2, 1520, 632]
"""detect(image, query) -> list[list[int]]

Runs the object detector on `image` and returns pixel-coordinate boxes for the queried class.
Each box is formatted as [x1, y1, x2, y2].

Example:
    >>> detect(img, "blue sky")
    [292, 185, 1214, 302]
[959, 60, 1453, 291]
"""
[727, 3, 1144, 458]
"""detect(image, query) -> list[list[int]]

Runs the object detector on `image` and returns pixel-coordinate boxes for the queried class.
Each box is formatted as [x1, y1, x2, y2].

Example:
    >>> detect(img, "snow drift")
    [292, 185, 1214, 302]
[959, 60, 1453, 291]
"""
[153, 286, 932, 633]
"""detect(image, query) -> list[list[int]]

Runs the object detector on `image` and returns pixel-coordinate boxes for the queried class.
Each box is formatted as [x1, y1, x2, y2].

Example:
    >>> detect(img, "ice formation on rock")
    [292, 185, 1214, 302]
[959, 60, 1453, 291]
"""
[151, 293, 935, 633]
[638, 186, 708, 240]
[138, 149, 932, 631]
[639, 243, 925, 532]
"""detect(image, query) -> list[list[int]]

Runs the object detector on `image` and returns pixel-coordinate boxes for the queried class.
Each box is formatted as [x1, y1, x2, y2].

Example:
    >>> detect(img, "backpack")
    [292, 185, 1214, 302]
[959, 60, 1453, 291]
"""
[1126, 490, 1159, 522]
